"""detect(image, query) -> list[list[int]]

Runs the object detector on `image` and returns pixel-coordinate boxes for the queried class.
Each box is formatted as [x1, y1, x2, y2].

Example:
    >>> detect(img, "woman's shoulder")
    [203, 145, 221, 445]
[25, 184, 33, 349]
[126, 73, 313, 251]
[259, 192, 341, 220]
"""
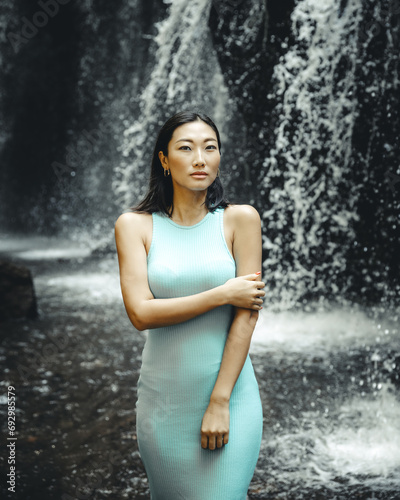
[115, 210, 153, 236]
[223, 204, 261, 226]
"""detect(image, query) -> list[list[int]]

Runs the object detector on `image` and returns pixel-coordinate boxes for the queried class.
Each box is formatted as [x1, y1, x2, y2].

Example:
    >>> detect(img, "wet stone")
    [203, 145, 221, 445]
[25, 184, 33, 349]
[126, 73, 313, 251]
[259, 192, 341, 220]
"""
[0, 259, 38, 324]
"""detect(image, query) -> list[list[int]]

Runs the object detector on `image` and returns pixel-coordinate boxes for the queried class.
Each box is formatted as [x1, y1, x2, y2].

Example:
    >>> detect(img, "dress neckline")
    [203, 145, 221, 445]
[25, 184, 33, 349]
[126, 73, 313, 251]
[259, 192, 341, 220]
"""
[163, 210, 213, 229]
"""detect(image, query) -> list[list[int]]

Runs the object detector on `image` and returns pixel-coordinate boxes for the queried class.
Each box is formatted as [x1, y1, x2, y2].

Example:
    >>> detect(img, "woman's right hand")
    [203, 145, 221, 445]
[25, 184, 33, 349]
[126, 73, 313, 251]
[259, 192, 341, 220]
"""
[222, 273, 265, 310]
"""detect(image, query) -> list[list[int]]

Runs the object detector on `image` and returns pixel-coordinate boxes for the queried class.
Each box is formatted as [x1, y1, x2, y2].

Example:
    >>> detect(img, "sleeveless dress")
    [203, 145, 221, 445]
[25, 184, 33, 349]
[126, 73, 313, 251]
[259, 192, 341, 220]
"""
[135, 207, 263, 500]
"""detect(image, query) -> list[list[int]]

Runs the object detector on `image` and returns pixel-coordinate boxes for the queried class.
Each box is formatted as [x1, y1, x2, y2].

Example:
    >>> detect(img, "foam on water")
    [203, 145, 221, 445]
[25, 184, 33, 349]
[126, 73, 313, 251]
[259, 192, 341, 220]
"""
[326, 392, 400, 481]
[251, 307, 397, 354]
[324, 386, 400, 478]
[0, 235, 91, 260]
[35, 272, 121, 305]
[14, 248, 91, 260]
[262, 384, 400, 491]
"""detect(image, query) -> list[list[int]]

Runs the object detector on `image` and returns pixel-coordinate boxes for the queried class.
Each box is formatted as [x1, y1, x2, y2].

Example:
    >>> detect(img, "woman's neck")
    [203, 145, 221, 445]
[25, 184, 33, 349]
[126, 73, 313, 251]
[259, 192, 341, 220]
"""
[170, 190, 208, 226]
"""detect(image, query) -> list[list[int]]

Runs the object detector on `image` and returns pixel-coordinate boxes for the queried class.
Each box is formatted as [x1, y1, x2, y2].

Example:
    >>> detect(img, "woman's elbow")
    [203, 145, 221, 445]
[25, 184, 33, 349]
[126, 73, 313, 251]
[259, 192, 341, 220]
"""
[126, 307, 148, 331]
[132, 318, 147, 331]
[121, 295, 152, 331]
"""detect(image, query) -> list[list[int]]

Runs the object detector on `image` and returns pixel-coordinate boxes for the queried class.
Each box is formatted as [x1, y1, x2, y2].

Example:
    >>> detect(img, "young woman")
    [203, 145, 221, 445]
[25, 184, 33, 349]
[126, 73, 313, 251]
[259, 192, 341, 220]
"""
[115, 111, 265, 499]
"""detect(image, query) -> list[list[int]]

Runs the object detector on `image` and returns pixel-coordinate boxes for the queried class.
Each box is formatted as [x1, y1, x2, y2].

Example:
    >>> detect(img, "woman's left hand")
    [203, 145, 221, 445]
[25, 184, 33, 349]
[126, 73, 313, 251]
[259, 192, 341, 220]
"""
[200, 399, 230, 450]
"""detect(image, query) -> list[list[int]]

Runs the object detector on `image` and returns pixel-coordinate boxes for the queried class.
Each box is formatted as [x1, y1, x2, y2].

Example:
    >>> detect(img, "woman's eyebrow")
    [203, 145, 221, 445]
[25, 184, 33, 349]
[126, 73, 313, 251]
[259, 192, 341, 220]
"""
[174, 137, 218, 144]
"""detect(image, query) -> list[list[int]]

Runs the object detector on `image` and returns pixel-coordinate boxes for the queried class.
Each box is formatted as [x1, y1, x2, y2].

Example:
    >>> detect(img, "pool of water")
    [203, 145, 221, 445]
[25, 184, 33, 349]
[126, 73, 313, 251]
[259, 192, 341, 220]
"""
[251, 306, 400, 499]
[1, 236, 399, 499]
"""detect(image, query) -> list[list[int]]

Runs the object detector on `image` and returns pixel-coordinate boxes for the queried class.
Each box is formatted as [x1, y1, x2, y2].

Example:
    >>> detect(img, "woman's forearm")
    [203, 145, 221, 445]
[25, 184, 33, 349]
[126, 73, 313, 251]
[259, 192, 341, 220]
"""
[209, 309, 259, 403]
[121, 273, 263, 331]
[124, 283, 228, 331]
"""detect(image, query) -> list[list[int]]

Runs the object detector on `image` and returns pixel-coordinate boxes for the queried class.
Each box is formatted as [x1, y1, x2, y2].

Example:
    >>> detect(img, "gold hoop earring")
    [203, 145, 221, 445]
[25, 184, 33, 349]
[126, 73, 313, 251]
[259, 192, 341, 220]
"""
[164, 169, 170, 177]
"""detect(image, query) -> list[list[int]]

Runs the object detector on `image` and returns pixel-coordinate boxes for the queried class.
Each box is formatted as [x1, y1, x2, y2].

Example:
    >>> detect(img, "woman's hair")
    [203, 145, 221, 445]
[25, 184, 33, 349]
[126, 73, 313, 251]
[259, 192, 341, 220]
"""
[130, 111, 229, 216]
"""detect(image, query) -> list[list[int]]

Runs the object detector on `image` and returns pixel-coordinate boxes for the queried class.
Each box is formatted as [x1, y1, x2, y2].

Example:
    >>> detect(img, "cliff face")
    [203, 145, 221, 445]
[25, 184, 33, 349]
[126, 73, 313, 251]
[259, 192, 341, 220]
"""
[0, 0, 398, 306]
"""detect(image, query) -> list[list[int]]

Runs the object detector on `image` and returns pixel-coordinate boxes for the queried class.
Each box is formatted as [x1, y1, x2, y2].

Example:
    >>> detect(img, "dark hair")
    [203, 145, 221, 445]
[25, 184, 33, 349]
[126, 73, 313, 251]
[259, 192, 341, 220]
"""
[130, 111, 229, 216]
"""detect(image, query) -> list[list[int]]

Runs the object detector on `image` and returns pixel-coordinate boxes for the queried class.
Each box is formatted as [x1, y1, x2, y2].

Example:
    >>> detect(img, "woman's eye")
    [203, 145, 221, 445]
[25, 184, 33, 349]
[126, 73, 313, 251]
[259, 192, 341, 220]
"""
[178, 145, 217, 151]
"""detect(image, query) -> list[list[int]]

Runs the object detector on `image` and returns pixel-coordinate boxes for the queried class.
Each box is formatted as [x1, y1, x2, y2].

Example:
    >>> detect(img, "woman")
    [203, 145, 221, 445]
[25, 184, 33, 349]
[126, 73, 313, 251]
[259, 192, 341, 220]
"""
[115, 111, 265, 499]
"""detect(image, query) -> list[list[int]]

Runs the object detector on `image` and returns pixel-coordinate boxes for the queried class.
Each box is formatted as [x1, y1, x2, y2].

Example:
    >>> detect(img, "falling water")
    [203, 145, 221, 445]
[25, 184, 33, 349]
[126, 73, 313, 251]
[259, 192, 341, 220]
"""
[114, 0, 231, 211]
[1, 0, 397, 305]
[260, 0, 364, 308]
[108, 0, 399, 308]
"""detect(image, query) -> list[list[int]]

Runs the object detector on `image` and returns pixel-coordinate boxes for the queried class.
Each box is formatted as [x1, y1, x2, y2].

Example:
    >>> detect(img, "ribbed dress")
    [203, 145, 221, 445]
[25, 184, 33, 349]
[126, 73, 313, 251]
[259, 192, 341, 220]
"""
[135, 207, 263, 500]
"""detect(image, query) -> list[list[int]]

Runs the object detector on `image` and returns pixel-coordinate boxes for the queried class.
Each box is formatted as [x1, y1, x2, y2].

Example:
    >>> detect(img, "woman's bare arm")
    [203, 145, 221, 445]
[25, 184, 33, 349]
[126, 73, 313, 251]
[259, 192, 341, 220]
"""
[201, 204, 263, 450]
[115, 211, 265, 331]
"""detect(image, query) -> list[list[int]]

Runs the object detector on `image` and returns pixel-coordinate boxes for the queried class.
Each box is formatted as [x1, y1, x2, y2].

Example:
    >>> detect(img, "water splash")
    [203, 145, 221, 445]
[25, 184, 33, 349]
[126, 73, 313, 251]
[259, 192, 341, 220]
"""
[323, 387, 400, 479]
[257, 384, 400, 494]
[251, 305, 398, 355]
[0, 235, 91, 260]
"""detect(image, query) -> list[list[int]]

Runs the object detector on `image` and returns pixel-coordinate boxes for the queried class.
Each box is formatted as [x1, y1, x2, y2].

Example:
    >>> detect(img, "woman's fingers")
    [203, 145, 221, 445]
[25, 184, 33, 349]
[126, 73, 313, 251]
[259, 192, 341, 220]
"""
[209, 435, 216, 450]
[202, 434, 216, 450]
[242, 273, 262, 281]
[253, 283, 265, 308]
[201, 433, 228, 450]
[256, 280, 265, 290]
[217, 434, 228, 448]
[200, 401, 230, 450]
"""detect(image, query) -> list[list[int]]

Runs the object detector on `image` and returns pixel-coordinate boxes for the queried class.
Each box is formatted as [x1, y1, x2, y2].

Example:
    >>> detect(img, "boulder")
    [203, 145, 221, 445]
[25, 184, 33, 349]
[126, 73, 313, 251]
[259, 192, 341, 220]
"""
[0, 259, 38, 321]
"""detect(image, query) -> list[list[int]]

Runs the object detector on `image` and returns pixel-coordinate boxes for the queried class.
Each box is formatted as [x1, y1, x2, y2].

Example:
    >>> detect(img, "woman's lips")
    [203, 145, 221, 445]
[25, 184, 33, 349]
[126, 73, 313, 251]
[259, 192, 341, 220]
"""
[191, 172, 208, 178]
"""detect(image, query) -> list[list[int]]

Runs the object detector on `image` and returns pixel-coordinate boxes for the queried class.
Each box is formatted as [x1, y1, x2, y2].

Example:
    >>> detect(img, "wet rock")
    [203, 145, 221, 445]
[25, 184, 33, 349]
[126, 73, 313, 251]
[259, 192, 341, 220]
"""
[0, 259, 38, 322]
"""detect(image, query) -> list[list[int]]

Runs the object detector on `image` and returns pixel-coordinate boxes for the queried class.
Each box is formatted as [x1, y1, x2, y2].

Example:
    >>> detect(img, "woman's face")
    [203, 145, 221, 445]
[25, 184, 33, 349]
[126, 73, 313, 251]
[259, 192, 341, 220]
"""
[159, 120, 221, 193]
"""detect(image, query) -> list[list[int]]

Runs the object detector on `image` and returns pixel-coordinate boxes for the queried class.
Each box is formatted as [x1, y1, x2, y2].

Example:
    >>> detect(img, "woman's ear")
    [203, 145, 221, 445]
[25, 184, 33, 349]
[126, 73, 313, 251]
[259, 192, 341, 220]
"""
[158, 151, 168, 169]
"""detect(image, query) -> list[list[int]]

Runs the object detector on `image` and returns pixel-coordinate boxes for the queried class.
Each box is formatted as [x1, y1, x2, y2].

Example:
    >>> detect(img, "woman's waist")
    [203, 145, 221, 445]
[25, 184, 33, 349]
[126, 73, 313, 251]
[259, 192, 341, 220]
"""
[144, 305, 233, 336]
[140, 328, 228, 375]
[137, 352, 258, 402]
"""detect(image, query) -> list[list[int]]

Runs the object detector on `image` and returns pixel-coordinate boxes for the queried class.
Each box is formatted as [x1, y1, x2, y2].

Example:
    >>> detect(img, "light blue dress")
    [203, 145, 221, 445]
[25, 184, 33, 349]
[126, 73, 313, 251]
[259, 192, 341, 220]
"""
[136, 208, 263, 499]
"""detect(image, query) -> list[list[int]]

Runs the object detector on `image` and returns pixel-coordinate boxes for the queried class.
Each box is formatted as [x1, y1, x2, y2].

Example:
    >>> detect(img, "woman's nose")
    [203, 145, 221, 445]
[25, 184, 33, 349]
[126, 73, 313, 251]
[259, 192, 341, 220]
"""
[193, 152, 205, 167]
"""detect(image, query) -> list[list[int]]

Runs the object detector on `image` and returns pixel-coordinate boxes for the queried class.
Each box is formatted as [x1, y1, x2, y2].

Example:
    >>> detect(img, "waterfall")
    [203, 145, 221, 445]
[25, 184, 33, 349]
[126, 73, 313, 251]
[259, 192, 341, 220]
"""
[114, 0, 231, 210]
[261, 0, 364, 309]
[0, 0, 398, 308]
